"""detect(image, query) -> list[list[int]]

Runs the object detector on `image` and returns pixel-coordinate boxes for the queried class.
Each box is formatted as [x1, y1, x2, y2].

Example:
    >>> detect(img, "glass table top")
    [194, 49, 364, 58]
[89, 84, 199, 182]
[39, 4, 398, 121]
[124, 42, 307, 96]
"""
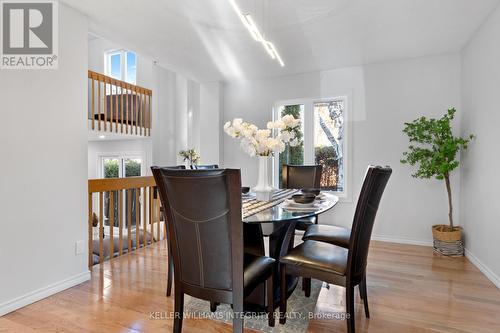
[243, 192, 339, 224]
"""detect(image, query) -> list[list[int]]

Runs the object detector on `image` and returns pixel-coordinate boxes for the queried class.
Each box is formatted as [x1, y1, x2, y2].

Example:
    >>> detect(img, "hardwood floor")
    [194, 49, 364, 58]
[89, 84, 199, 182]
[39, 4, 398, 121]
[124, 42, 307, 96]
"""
[2, 240, 500, 332]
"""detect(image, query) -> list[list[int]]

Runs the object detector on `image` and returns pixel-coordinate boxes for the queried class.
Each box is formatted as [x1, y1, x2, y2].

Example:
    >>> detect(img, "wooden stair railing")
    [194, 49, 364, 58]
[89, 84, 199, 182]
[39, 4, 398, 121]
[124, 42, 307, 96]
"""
[88, 70, 152, 136]
[88, 176, 163, 268]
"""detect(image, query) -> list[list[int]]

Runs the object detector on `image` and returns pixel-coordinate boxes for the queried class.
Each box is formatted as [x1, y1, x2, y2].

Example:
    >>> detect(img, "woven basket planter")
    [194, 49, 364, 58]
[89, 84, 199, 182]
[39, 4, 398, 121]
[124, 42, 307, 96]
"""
[432, 225, 464, 256]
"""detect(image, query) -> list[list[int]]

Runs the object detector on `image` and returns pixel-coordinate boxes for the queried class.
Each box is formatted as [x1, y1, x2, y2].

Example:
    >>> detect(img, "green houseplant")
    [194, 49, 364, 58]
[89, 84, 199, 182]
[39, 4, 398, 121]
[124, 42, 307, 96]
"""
[401, 108, 474, 256]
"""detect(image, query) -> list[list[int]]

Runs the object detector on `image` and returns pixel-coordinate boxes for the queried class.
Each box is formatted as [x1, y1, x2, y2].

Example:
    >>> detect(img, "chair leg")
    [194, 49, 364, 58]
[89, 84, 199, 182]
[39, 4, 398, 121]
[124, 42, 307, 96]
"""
[173, 287, 184, 333]
[166, 251, 173, 297]
[360, 277, 370, 319]
[266, 276, 275, 327]
[210, 302, 219, 312]
[302, 278, 311, 297]
[346, 285, 355, 333]
[279, 264, 287, 325]
[233, 300, 244, 333]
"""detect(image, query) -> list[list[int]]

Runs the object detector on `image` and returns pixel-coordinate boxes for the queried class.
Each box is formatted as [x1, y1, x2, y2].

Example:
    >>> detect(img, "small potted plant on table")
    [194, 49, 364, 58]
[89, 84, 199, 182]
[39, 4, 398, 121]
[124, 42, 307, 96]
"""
[401, 108, 474, 256]
[179, 149, 200, 168]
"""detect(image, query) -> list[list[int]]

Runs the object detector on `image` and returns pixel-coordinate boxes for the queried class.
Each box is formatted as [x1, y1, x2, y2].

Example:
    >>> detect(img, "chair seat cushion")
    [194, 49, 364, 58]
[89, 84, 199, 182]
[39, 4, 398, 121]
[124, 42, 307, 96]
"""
[295, 216, 317, 231]
[244, 254, 275, 295]
[280, 240, 348, 276]
[303, 225, 351, 248]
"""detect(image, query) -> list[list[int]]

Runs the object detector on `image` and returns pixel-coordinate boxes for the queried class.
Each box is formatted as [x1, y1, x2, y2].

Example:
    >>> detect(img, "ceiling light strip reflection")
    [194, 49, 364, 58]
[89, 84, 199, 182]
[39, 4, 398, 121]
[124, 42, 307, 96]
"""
[229, 0, 284, 67]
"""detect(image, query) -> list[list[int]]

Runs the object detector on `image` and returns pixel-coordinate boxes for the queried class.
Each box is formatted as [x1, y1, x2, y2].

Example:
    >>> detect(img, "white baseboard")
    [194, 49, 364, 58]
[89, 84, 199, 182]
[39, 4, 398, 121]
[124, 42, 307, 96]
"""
[372, 234, 433, 247]
[0, 271, 90, 316]
[465, 249, 500, 290]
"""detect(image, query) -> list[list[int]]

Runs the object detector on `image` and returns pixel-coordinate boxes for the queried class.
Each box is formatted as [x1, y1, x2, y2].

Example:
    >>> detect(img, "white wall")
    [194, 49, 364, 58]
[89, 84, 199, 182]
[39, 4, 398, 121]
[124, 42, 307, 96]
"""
[0, 5, 89, 315]
[88, 37, 118, 74]
[188, 80, 201, 153]
[170, 75, 204, 165]
[460, 4, 500, 287]
[223, 54, 461, 245]
[152, 65, 178, 166]
[88, 139, 153, 178]
[200, 82, 223, 165]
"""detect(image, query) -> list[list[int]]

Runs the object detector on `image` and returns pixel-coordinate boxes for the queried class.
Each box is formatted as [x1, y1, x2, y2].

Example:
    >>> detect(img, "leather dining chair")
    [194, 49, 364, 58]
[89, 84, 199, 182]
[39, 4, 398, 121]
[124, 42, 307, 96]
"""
[152, 167, 276, 333]
[279, 166, 392, 333]
[191, 164, 219, 169]
[282, 164, 323, 296]
[281, 164, 323, 231]
[159, 165, 186, 298]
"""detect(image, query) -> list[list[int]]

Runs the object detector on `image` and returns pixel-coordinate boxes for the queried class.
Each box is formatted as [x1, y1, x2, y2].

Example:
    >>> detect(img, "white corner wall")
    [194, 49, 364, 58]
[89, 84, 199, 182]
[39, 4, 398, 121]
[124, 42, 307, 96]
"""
[461, 4, 500, 288]
[0, 4, 89, 315]
[152, 65, 178, 166]
[151, 64, 216, 167]
[223, 54, 461, 245]
[200, 82, 223, 165]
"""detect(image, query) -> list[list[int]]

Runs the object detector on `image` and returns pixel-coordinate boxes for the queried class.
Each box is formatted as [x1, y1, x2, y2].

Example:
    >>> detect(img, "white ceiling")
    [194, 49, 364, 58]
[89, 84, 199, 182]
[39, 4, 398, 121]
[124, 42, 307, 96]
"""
[62, 0, 499, 82]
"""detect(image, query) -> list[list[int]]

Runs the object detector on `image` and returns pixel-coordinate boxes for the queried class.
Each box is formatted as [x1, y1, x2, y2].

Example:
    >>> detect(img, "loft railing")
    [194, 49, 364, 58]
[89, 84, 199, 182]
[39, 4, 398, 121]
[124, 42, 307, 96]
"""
[88, 176, 163, 268]
[88, 70, 152, 136]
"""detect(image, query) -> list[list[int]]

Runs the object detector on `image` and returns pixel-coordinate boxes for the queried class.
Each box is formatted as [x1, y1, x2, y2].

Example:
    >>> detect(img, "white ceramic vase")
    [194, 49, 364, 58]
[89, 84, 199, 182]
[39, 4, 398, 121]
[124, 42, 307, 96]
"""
[254, 156, 274, 201]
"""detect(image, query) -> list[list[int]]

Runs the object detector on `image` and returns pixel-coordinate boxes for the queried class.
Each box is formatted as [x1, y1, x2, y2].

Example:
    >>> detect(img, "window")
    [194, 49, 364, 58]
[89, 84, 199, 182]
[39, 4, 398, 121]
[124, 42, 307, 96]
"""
[314, 100, 345, 191]
[105, 50, 137, 84]
[278, 104, 305, 184]
[274, 97, 348, 195]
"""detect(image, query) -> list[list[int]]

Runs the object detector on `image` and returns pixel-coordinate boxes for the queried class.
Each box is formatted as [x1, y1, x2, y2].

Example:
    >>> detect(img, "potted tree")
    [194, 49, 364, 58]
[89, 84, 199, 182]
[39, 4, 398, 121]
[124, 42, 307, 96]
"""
[401, 108, 474, 256]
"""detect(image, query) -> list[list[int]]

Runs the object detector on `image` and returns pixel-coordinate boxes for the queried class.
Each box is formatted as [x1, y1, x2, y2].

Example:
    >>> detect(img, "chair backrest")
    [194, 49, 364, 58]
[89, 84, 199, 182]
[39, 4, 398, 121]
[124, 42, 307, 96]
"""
[156, 165, 186, 216]
[347, 166, 392, 281]
[151, 167, 243, 300]
[282, 164, 322, 189]
[192, 164, 219, 170]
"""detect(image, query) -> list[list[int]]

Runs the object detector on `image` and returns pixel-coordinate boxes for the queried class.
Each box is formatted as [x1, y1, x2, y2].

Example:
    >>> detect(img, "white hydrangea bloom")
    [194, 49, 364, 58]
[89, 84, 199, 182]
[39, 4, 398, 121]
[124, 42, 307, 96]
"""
[223, 115, 301, 157]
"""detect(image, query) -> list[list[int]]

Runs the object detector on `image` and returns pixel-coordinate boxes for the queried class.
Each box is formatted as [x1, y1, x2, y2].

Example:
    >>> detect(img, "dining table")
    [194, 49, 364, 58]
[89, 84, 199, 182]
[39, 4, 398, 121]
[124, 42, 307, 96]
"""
[241, 189, 339, 311]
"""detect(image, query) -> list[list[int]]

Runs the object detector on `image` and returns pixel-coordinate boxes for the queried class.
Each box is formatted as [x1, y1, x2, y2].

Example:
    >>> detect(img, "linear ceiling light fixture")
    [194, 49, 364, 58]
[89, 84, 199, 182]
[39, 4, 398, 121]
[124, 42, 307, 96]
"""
[229, 0, 284, 67]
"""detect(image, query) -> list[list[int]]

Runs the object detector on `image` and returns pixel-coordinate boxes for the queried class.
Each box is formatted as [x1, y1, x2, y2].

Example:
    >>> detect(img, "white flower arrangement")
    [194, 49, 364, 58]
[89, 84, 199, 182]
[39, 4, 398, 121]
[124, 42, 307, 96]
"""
[224, 115, 301, 157]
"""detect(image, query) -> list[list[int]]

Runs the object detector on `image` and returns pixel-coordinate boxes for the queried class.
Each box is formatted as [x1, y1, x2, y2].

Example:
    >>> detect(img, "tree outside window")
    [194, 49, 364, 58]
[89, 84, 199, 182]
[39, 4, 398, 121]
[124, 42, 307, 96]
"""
[314, 100, 345, 191]
[275, 97, 347, 193]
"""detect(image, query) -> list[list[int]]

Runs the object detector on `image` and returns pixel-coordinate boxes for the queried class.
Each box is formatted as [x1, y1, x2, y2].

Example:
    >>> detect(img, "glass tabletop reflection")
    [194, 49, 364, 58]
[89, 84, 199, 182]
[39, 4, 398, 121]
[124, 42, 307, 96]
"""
[242, 192, 339, 224]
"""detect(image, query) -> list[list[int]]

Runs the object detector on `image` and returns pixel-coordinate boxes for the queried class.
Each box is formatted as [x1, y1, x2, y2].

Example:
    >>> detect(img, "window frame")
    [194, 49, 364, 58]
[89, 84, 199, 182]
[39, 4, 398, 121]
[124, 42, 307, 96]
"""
[104, 49, 137, 85]
[272, 95, 352, 201]
[98, 152, 145, 179]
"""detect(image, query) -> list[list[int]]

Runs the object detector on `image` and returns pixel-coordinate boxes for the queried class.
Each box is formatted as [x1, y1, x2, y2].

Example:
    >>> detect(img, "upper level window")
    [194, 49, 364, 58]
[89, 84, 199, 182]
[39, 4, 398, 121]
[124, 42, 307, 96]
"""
[105, 50, 137, 84]
[274, 97, 348, 195]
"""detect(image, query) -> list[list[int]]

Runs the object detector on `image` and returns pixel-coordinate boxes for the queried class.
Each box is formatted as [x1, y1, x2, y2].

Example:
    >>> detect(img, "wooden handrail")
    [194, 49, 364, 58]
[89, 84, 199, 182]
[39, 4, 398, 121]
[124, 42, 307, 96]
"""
[88, 70, 152, 136]
[88, 176, 163, 268]
[88, 176, 156, 193]
[88, 70, 152, 95]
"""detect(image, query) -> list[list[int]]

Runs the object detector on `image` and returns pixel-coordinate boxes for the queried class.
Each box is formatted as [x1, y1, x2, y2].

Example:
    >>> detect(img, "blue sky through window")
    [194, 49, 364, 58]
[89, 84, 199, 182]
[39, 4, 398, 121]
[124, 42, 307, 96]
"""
[126, 52, 137, 84]
[107, 50, 137, 84]
[110, 53, 121, 80]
